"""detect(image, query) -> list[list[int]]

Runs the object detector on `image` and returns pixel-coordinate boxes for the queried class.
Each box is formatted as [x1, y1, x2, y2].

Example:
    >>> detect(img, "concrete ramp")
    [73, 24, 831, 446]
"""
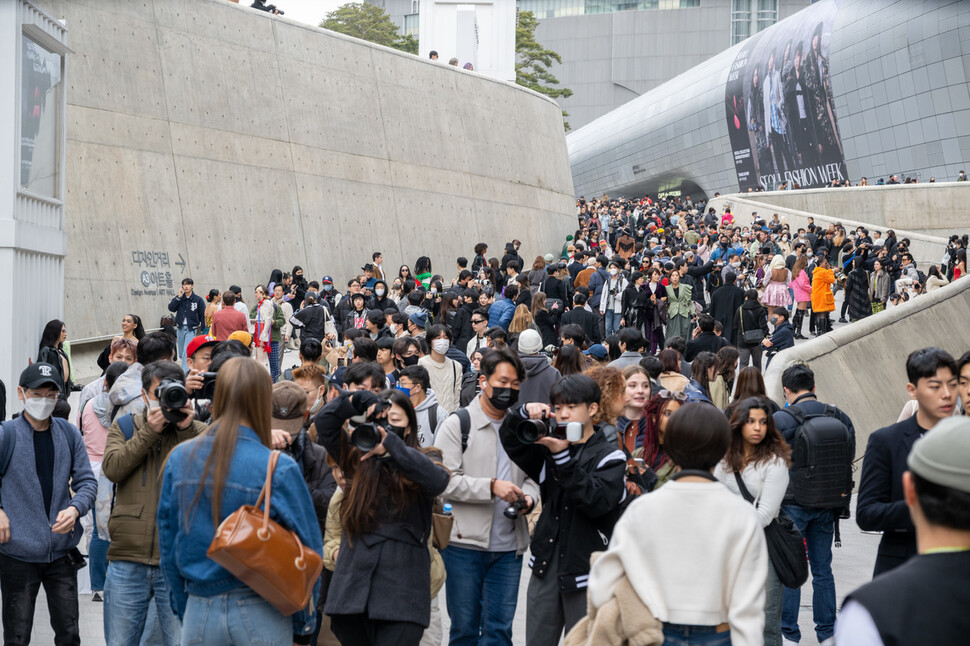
[707, 194, 948, 268]
[723, 183, 970, 239]
[764, 277, 970, 460]
[34, 0, 575, 346]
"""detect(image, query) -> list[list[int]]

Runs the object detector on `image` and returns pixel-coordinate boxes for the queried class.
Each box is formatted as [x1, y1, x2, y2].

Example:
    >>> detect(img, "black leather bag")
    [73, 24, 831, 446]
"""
[734, 472, 808, 588]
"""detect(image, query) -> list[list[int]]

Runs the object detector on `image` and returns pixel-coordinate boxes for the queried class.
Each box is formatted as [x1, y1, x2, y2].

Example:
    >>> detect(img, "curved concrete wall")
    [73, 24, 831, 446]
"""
[707, 193, 949, 268]
[718, 182, 970, 238]
[34, 0, 575, 345]
[763, 277, 970, 461]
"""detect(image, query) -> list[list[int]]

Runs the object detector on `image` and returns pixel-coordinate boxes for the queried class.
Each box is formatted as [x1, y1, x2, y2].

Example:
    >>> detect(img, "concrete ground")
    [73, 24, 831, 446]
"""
[28, 292, 867, 644]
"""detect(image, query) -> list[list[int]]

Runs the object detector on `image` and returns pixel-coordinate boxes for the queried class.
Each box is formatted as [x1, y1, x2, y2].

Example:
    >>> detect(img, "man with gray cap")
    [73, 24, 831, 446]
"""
[835, 416, 970, 646]
[516, 330, 560, 405]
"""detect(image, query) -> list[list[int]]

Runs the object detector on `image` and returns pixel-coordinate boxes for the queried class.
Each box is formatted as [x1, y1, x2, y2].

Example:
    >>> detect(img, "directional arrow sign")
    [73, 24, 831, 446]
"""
[175, 253, 186, 274]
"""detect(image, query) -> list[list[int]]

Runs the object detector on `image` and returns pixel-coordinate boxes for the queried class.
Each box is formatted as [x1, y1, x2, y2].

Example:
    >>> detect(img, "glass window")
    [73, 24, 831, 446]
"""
[756, 0, 777, 32]
[731, 0, 751, 45]
[20, 35, 62, 198]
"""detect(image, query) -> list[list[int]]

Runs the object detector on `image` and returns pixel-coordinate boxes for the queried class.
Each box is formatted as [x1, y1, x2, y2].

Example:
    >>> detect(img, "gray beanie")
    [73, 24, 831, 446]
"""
[907, 417, 970, 493]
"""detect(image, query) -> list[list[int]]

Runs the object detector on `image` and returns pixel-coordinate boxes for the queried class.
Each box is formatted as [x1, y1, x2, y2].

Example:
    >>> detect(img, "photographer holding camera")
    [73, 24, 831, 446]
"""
[314, 389, 449, 645]
[101, 360, 208, 646]
[434, 347, 539, 646]
[499, 374, 627, 646]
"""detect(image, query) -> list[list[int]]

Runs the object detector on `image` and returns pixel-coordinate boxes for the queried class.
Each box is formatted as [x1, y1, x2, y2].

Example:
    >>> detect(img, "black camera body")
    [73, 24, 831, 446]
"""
[198, 372, 218, 400]
[503, 495, 528, 520]
[515, 415, 562, 444]
[348, 398, 391, 452]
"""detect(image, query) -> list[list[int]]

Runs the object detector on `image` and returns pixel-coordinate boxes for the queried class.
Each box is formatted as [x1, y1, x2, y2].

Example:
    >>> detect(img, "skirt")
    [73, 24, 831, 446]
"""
[761, 281, 792, 307]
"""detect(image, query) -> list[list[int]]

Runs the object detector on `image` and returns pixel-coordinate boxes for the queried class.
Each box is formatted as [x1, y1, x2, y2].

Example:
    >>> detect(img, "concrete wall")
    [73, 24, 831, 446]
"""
[707, 193, 949, 268]
[32, 0, 575, 351]
[762, 277, 970, 461]
[721, 182, 970, 238]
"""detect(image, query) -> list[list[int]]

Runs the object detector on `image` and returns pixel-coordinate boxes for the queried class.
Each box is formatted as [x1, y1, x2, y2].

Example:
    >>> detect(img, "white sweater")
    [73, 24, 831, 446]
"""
[588, 481, 767, 646]
[714, 455, 790, 528]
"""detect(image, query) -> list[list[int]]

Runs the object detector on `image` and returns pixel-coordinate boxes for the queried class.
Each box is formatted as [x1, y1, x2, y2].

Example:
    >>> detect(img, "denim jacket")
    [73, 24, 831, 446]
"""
[157, 427, 323, 638]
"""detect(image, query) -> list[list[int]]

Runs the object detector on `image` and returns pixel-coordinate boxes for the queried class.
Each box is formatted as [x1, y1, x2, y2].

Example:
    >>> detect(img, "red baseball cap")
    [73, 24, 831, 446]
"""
[186, 335, 218, 358]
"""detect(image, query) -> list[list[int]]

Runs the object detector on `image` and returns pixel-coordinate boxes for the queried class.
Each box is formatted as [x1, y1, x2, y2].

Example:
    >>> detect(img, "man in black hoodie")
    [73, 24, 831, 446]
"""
[500, 241, 523, 273]
[710, 271, 746, 346]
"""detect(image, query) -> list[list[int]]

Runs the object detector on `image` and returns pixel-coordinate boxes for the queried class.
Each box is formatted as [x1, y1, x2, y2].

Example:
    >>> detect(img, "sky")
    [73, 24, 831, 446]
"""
[272, 0, 347, 28]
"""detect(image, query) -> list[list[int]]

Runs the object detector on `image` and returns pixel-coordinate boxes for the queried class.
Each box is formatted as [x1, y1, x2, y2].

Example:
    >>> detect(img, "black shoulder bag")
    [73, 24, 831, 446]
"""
[733, 472, 808, 588]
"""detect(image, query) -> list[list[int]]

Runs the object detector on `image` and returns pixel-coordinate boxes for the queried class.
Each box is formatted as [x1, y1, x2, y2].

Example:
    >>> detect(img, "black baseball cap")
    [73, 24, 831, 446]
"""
[20, 363, 61, 390]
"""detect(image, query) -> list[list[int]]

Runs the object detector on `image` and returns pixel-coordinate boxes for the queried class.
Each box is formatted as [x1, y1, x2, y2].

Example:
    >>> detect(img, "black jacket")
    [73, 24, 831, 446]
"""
[856, 414, 923, 574]
[315, 392, 449, 626]
[451, 301, 477, 353]
[500, 407, 626, 591]
[534, 308, 561, 348]
[710, 284, 745, 344]
[734, 300, 769, 347]
[560, 307, 602, 345]
[684, 332, 728, 362]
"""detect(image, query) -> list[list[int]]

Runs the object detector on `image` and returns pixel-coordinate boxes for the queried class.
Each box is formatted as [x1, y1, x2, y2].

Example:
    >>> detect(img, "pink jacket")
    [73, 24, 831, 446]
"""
[791, 269, 811, 302]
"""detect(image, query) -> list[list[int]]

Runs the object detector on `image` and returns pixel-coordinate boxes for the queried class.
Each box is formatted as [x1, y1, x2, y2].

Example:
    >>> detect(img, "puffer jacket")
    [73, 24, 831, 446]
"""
[518, 354, 561, 405]
[811, 266, 836, 312]
[102, 410, 206, 565]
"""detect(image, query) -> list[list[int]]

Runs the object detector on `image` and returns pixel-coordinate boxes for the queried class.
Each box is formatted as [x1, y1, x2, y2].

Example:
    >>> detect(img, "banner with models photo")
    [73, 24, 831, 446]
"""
[724, 0, 847, 191]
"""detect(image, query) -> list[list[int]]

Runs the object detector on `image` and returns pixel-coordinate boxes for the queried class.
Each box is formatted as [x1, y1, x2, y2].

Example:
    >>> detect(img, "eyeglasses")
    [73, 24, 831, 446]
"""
[657, 389, 688, 402]
[471, 319, 485, 325]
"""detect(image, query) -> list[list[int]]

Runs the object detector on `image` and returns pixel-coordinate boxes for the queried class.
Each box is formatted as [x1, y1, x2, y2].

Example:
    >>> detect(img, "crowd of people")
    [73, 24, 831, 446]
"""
[1, 194, 969, 646]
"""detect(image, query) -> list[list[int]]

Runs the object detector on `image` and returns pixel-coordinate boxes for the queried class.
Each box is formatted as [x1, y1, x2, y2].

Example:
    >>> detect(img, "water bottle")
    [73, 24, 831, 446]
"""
[442, 503, 452, 516]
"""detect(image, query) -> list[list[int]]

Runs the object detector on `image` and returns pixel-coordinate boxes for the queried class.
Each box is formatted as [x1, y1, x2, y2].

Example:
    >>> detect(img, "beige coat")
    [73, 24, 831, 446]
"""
[433, 395, 539, 554]
[564, 554, 663, 646]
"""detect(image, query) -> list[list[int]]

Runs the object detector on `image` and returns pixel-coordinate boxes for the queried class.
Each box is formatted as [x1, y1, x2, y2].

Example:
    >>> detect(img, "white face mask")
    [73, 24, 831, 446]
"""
[23, 396, 57, 421]
[375, 289, 385, 297]
[432, 339, 450, 355]
[731, 261, 741, 268]
[148, 400, 161, 410]
[390, 323, 398, 335]
[609, 268, 619, 276]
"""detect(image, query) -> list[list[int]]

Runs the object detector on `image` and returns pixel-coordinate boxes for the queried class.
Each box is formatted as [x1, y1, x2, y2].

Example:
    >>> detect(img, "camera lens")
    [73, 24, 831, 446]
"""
[157, 381, 188, 410]
[351, 423, 382, 452]
[515, 419, 546, 444]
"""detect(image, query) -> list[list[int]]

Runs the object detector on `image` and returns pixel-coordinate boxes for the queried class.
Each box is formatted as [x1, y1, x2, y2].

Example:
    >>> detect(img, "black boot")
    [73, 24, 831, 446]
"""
[793, 310, 805, 339]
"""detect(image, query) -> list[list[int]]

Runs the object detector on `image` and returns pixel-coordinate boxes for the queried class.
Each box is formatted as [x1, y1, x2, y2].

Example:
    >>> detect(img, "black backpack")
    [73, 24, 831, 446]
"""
[786, 405, 854, 509]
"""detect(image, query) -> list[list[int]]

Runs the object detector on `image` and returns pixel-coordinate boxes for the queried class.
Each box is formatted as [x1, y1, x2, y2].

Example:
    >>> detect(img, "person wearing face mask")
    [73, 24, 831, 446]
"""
[419, 325, 463, 414]
[0, 363, 97, 646]
[290, 291, 337, 346]
[761, 307, 795, 366]
[315, 388, 449, 646]
[397, 366, 447, 447]
[434, 347, 539, 646]
[271, 380, 337, 645]
[370, 279, 395, 311]
[100, 360, 208, 646]
[599, 260, 629, 337]
[393, 336, 424, 373]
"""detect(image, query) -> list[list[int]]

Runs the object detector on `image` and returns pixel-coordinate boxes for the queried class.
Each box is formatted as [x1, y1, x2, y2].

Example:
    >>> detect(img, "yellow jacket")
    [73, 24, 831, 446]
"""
[811, 267, 836, 313]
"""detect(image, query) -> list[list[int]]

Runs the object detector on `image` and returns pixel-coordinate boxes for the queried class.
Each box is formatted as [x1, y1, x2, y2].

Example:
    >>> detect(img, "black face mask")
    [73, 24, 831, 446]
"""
[402, 355, 420, 367]
[387, 424, 408, 439]
[487, 386, 519, 411]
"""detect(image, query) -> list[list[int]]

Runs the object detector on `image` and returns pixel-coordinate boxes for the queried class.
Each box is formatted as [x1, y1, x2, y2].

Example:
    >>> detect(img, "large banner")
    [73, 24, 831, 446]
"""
[725, 0, 846, 191]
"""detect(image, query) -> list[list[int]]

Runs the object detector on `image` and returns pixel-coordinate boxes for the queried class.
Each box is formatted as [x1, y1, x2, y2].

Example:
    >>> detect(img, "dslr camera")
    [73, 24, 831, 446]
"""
[155, 379, 190, 424]
[514, 413, 583, 444]
[348, 399, 391, 452]
[503, 495, 528, 520]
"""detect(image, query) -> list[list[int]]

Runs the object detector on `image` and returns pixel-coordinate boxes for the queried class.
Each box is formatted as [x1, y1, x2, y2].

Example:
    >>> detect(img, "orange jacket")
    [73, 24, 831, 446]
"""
[811, 266, 836, 312]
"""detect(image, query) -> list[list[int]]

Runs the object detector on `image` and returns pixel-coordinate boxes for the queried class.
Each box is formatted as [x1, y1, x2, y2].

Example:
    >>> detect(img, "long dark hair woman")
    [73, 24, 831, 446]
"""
[553, 344, 585, 376]
[640, 389, 687, 488]
[37, 319, 71, 398]
[315, 386, 449, 645]
[157, 358, 323, 645]
[716, 396, 792, 645]
[97, 314, 145, 371]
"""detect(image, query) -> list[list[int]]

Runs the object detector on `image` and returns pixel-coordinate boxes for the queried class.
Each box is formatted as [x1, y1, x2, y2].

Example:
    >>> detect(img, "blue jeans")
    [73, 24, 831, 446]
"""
[104, 561, 181, 646]
[181, 588, 291, 646]
[781, 505, 836, 643]
[441, 545, 522, 646]
[604, 310, 621, 337]
[269, 340, 280, 382]
[88, 520, 109, 592]
[176, 326, 194, 370]
[662, 623, 731, 646]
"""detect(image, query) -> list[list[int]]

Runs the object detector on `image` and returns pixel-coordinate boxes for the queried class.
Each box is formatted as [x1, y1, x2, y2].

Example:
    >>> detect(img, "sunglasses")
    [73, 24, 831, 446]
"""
[658, 389, 688, 402]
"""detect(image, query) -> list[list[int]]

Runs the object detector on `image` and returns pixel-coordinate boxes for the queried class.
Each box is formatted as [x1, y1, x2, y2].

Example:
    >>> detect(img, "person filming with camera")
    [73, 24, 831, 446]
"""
[314, 388, 450, 645]
[101, 360, 208, 645]
[498, 374, 627, 646]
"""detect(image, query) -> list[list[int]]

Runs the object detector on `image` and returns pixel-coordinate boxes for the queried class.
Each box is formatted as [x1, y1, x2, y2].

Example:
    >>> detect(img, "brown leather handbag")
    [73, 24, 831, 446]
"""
[207, 450, 323, 616]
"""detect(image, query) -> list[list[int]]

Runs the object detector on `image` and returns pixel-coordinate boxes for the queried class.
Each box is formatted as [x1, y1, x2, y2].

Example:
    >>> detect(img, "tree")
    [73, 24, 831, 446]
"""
[515, 10, 573, 131]
[321, 3, 416, 55]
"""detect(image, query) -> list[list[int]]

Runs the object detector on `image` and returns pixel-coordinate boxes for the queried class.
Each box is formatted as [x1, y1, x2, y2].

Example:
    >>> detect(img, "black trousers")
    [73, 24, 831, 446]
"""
[0, 553, 80, 646]
[330, 613, 424, 646]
